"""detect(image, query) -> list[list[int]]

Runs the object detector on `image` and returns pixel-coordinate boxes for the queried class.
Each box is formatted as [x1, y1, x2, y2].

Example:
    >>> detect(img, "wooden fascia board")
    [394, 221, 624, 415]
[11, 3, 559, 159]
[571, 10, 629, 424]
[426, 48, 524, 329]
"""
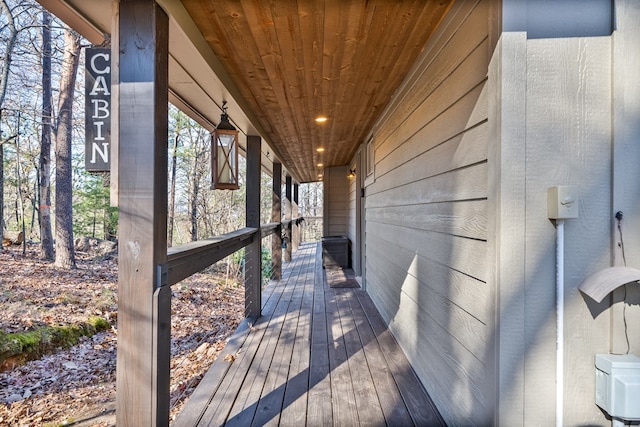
[36, 0, 106, 45]
[156, 0, 300, 182]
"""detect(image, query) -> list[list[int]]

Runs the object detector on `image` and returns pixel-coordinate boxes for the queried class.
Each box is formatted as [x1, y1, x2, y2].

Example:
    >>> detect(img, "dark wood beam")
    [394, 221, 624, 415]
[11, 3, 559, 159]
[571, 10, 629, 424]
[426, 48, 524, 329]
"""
[167, 228, 258, 285]
[245, 135, 261, 319]
[293, 182, 300, 251]
[116, 1, 169, 425]
[284, 175, 292, 262]
[271, 162, 282, 280]
[261, 222, 279, 238]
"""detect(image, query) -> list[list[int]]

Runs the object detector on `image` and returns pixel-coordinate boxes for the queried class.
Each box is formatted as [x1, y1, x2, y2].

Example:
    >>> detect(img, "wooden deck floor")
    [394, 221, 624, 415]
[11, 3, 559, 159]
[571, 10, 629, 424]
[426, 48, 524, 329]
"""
[173, 242, 445, 427]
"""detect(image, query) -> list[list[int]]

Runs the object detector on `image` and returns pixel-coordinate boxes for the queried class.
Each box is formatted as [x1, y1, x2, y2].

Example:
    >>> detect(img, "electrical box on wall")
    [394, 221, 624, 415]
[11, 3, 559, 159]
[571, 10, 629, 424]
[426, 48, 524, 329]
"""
[548, 186, 579, 219]
[595, 354, 640, 421]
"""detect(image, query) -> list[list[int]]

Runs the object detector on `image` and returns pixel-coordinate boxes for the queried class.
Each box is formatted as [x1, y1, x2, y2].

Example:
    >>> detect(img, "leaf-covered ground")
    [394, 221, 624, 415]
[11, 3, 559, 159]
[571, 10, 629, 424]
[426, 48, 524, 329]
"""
[0, 244, 244, 426]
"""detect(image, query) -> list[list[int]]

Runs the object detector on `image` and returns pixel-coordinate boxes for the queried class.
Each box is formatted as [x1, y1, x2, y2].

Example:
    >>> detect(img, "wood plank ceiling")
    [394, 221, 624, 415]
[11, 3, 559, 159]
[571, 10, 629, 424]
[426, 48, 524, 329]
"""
[182, 0, 452, 183]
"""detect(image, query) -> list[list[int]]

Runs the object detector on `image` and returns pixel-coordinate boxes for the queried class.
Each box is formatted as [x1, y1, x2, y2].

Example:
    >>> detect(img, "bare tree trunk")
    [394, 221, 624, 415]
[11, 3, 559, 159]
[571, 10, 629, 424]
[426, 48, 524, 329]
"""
[39, 10, 54, 260]
[0, 116, 4, 248]
[15, 112, 25, 254]
[54, 27, 80, 269]
[0, 0, 19, 250]
[188, 137, 202, 242]
[168, 134, 178, 246]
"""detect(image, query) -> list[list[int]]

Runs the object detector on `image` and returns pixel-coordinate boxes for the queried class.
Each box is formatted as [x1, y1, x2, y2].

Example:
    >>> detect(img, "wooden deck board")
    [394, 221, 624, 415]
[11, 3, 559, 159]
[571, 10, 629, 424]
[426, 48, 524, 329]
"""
[279, 259, 313, 426]
[356, 291, 446, 426]
[305, 248, 333, 426]
[225, 249, 308, 427]
[252, 255, 310, 427]
[174, 242, 444, 427]
[335, 289, 386, 425]
[173, 271, 283, 426]
[348, 289, 415, 426]
[325, 280, 359, 426]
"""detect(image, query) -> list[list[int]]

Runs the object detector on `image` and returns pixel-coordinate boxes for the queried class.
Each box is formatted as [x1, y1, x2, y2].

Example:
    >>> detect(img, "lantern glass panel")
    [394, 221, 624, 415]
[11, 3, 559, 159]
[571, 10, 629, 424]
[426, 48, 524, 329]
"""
[212, 128, 239, 190]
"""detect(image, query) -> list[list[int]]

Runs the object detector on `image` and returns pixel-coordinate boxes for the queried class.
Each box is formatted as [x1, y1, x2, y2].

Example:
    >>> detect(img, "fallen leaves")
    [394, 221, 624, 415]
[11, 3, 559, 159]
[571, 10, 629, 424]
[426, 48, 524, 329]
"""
[0, 244, 244, 425]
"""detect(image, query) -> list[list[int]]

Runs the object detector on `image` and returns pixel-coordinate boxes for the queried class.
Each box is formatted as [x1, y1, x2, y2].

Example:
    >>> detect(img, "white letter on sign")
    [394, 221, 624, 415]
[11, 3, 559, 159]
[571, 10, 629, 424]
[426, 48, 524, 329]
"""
[91, 99, 110, 119]
[91, 142, 109, 164]
[90, 52, 110, 74]
[90, 75, 110, 96]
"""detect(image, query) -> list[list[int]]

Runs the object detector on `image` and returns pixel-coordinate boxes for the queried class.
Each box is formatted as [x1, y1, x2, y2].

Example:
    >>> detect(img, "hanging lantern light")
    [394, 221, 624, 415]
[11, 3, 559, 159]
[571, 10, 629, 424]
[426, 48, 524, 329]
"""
[211, 101, 240, 190]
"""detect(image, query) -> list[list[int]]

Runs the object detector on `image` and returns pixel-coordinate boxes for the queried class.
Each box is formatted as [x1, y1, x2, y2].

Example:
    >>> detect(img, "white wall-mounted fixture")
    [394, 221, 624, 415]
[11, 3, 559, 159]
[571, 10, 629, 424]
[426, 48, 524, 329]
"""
[548, 186, 579, 219]
[595, 354, 640, 423]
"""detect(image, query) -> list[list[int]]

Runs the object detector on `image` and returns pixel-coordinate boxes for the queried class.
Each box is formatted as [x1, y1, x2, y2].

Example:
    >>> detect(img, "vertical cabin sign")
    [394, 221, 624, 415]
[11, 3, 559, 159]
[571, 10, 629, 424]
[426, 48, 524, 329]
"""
[85, 48, 111, 171]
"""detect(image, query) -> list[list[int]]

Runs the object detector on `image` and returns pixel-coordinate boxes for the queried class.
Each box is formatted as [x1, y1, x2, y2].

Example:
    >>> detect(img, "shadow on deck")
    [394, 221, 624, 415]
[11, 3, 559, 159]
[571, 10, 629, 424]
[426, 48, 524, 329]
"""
[173, 242, 445, 426]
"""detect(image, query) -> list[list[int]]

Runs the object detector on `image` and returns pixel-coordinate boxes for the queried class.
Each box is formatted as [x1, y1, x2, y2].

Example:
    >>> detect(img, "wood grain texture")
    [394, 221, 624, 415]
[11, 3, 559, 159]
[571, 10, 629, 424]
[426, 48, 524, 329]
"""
[361, 1, 490, 424]
[524, 34, 613, 426]
[323, 166, 350, 236]
[271, 162, 283, 280]
[115, 1, 169, 425]
[486, 29, 528, 426]
[365, 233, 488, 324]
[180, 0, 453, 182]
[245, 135, 262, 319]
[367, 162, 488, 209]
[174, 243, 444, 426]
[367, 200, 487, 240]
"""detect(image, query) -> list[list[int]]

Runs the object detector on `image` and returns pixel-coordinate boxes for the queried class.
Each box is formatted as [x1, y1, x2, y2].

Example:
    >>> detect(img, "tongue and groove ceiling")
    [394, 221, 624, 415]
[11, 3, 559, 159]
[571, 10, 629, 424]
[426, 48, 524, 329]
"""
[181, 0, 452, 182]
[38, 0, 452, 182]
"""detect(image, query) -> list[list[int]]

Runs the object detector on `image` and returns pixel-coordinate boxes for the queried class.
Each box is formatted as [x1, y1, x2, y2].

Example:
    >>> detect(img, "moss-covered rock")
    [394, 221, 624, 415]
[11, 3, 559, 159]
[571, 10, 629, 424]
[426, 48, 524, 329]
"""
[0, 316, 111, 371]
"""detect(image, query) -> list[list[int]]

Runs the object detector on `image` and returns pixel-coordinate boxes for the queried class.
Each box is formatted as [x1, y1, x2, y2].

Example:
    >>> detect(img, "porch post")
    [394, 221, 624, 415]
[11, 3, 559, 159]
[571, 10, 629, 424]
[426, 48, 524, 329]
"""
[116, 0, 170, 425]
[245, 135, 262, 319]
[271, 162, 282, 280]
[292, 183, 299, 251]
[284, 175, 292, 262]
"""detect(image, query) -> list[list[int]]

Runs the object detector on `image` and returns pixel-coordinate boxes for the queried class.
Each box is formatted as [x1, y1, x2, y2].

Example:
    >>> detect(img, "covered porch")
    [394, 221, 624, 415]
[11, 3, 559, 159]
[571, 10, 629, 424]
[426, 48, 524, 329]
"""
[32, 0, 457, 424]
[31, 0, 640, 424]
[173, 242, 444, 426]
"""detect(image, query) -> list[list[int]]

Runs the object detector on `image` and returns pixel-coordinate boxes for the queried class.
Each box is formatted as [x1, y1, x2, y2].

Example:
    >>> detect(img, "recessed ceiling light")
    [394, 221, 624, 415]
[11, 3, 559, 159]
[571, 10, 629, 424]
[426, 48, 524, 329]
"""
[315, 116, 328, 123]
[317, 163, 323, 167]
[316, 147, 325, 152]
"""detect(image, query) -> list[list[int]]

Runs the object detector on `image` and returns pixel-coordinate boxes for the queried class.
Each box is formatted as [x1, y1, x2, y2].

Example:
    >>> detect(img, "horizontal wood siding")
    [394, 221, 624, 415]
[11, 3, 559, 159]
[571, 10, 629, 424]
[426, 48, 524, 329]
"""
[364, 0, 490, 423]
[323, 166, 350, 237]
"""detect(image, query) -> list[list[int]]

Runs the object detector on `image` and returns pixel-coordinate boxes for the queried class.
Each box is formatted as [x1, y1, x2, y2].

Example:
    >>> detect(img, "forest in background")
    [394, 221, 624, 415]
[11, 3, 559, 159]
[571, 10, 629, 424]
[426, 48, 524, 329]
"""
[0, 0, 323, 268]
[1, 1, 323, 423]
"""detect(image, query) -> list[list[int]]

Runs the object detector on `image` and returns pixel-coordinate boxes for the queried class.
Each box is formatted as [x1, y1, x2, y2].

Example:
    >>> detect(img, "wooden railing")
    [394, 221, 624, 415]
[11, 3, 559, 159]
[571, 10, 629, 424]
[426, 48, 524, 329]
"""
[114, 8, 304, 423]
[165, 219, 300, 286]
[167, 228, 257, 286]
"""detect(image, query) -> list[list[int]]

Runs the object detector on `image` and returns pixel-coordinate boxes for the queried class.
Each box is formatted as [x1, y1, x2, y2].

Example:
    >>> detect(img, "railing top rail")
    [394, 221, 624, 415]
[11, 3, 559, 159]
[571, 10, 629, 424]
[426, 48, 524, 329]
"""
[166, 219, 304, 286]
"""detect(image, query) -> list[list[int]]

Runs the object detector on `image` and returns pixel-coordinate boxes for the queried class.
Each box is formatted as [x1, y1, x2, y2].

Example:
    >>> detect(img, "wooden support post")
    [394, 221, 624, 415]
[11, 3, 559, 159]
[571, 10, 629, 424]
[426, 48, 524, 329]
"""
[245, 135, 261, 319]
[116, 1, 170, 425]
[271, 162, 282, 280]
[284, 175, 293, 262]
[292, 183, 299, 252]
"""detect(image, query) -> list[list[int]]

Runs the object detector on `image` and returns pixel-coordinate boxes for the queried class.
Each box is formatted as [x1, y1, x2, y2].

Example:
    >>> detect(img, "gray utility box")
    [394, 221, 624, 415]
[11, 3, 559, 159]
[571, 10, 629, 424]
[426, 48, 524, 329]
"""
[322, 236, 349, 269]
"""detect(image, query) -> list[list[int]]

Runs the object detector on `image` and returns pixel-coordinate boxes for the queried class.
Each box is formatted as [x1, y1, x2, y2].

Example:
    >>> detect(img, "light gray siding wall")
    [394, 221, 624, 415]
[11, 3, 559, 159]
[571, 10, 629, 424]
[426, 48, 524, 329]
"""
[523, 35, 611, 426]
[611, 0, 640, 357]
[358, 0, 638, 424]
[323, 165, 349, 237]
[363, 1, 491, 423]
[490, 0, 639, 425]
